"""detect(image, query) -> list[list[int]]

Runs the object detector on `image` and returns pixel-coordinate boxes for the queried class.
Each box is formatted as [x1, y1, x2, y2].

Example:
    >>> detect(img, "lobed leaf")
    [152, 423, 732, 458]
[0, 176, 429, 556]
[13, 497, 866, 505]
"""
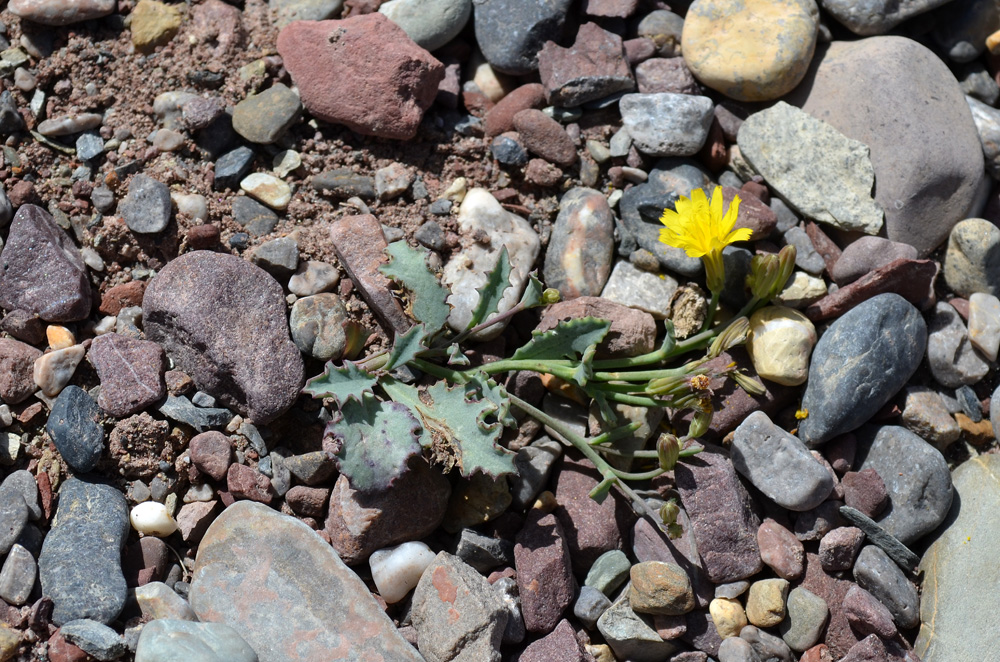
[380, 241, 451, 337]
[466, 374, 516, 428]
[518, 272, 544, 309]
[511, 317, 611, 362]
[384, 324, 427, 371]
[302, 360, 377, 405]
[466, 245, 512, 330]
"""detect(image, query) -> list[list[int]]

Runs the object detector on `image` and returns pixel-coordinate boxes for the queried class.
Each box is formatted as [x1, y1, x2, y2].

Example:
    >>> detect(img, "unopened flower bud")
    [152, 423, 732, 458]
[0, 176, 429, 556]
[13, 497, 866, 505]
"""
[657, 434, 681, 471]
[709, 316, 749, 358]
[542, 288, 562, 304]
[659, 498, 680, 526]
[688, 408, 713, 438]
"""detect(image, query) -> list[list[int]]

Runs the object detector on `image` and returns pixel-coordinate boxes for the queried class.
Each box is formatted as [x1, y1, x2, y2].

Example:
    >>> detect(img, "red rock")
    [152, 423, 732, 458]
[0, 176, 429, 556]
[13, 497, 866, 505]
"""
[804, 259, 938, 321]
[515, 510, 576, 634]
[517, 619, 589, 661]
[623, 37, 656, 65]
[187, 224, 220, 250]
[484, 84, 546, 138]
[843, 585, 897, 639]
[801, 644, 834, 662]
[7, 181, 37, 207]
[164, 369, 194, 396]
[99, 281, 147, 316]
[636, 57, 701, 95]
[435, 58, 462, 109]
[176, 499, 218, 542]
[189, 0, 245, 59]
[723, 185, 776, 240]
[189, 431, 233, 482]
[803, 220, 843, 275]
[277, 15, 444, 140]
[582, 0, 639, 17]
[227, 464, 274, 504]
[757, 518, 804, 581]
[818, 526, 865, 572]
[831, 236, 919, 285]
[524, 158, 563, 187]
[48, 630, 89, 662]
[0, 338, 41, 404]
[122, 536, 171, 587]
[0, 310, 45, 344]
[800, 552, 860, 658]
[537, 23, 634, 108]
[841, 469, 888, 518]
[88, 333, 167, 417]
[537, 297, 656, 358]
[285, 485, 330, 518]
[512, 109, 577, 167]
[841, 634, 888, 662]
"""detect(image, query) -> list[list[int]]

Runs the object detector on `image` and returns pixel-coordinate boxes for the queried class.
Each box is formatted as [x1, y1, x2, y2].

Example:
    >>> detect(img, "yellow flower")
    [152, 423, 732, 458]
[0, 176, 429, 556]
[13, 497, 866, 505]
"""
[659, 186, 753, 293]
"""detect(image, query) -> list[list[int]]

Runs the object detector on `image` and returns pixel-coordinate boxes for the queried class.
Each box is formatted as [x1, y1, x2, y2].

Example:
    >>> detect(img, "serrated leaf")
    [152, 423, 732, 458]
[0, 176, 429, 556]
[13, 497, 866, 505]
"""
[302, 361, 377, 405]
[466, 374, 516, 428]
[519, 272, 544, 308]
[380, 241, 451, 336]
[326, 396, 424, 493]
[446, 343, 470, 366]
[467, 245, 512, 330]
[512, 317, 611, 361]
[384, 324, 427, 371]
[382, 378, 515, 478]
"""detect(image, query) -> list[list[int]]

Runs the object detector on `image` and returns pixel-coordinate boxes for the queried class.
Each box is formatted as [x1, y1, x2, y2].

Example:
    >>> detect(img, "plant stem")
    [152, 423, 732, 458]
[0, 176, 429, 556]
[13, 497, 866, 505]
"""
[702, 290, 721, 333]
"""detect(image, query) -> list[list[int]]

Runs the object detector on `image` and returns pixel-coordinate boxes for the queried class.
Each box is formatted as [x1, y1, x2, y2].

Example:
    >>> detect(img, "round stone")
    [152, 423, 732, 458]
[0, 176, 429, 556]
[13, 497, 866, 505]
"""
[289, 293, 351, 361]
[745, 578, 789, 628]
[682, 0, 819, 101]
[747, 305, 817, 386]
[709, 596, 747, 638]
[943, 217, 1000, 298]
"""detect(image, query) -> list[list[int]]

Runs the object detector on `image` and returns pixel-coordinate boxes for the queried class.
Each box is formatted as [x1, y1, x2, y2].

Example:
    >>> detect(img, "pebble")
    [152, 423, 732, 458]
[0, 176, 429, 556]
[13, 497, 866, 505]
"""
[312, 169, 376, 200]
[636, 9, 683, 56]
[213, 147, 255, 191]
[619, 93, 713, 157]
[231, 196, 278, 237]
[636, 57, 701, 95]
[968, 292, 1000, 360]
[598, 590, 677, 662]
[629, 561, 694, 616]
[856, 425, 953, 546]
[411, 552, 507, 662]
[509, 437, 561, 510]
[794, 500, 845, 543]
[966, 95, 1000, 179]
[840, 468, 889, 519]
[130, 0, 183, 52]
[584, 549, 631, 598]
[143, 251, 304, 425]
[943, 217, 1000, 298]
[574, 586, 612, 630]
[682, 0, 819, 101]
[512, 109, 577, 166]
[39, 478, 128, 625]
[89, 333, 166, 418]
[134, 582, 197, 621]
[492, 576, 525, 645]
[0, 543, 35, 606]
[757, 518, 804, 581]
[250, 237, 299, 276]
[172, 192, 209, 222]
[818, 527, 865, 572]
[745, 578, 789, 628]
[520, 619, 589, 662]
[718, 637, 756, 662]
[374, 163, 412, 200]
[269, 0, 342, 26]
[0, 480, 27, 557]
[34, 344, 86, 398]
[782, 227, 825, 276]
[600, 260, 678, 319]
[45, 385, 104, 473]
[37, 113, 103, 136]
[473, 0, 571, 75]
[287, 261, 338, 297]
[378, 0, 471, 51]
[454, 528, 513, 573]
[119, 174, 172, 235]
[76, 132, 105, 161]
[831, 236, 919, 285]
[803, 257, 938, 322]
[240, 173, 291, 211]
[0, 339, 40, 404]
[798, 294, 926, 447]
[158, 395, 232, 432]
[60, 619, 126, 661]
[490, 135, 528, 166]
[746, 306, 816, 387]
[134, 619, 257, 662]
[843, 584, 897, 639]
[853, 545, 920, 630]
[284, 486, 328, 518]
[368, 541, 436, 604]
[543, 187, 615, 298]
[959, 62, 999, 104]
[821, 0, 947, 35]
[927, 301, 989, 388]
[537, 22, 635, 107]
[740, 625, 793, 662]
[232, 83, 301, 145]
[515, 509, 575, 632]
[779, 587, 828, 653]
[901, 388, 961, 450]
[277, 14, 444, 140]
[775, 271, 827, 308]
[441, 189, 540, 339]
[176, 500, 217, 543]
[130, 501, 178, 537]
[0, 205, 91, 322]
[709, 597, 747, 638]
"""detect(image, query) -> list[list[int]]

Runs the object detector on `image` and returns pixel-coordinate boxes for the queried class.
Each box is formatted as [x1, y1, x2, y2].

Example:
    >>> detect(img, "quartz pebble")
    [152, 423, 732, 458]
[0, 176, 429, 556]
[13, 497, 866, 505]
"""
[37, 113, 102, 136]
[240, 173, 291, 211]
[135, 619, 257, 662]
[368, 541, 437, 604]
[130, 502, 178, 537]
[0, 543, 36, 606]
[967, 292, 1000, 361]
[619, 93, 714, 157]
[134, 581, 197, 621]
[34, 345, 86, 397]
[746, 306, 816, 386]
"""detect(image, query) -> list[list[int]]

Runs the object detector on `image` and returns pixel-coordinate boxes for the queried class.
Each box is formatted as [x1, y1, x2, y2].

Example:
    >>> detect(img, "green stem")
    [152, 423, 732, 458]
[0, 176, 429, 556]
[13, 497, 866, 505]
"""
[702, 290, 721, 333]
[591, 333, 676, 370]
[592, 365, 692, 383]
[435, 300, 530, 350]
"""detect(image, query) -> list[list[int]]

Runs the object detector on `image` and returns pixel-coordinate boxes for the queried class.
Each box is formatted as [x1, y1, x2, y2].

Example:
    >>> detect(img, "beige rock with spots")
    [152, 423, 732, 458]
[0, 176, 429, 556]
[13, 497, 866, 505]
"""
[745, 578, 789, 627]
[709, 597, 747, 638]
[747, 306, 817, 386]
[240, 173, 291, 210]
[33, 345, 85, 397]
[131, 0, 184, 53]
[628, 561, 695, 616]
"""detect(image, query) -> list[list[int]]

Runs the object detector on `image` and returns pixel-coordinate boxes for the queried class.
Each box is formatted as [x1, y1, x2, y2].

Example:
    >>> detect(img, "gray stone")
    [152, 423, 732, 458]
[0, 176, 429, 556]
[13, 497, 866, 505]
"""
[288, 261, 339, 297]
[46, 385, 104, 473]
[853, 545, 919, 630]
[213, 147, 255, 191]
[0, 543, 35, 605]
[250, 237, 299, 276]
[0, 91, 23, 134]
[738, 101, 882, 235]
[600, 260, 679, 319]
[289, 293, 351, 361]
[943, 217, 1000, 298]
[544, 187, 615, 299]
[856, 425, 953, 546]
[509, 437, 561, 510]
[411, 552, 507, 662]
[135, 619, 258, 662]
[740, 625, 793, 662]
[472, 0, 573, 75]
[991, 383, 1000, 442]
[838, 506, 919, 572]
[916, 453, 1000, 661]
[819, 0, 948, 34]
[76, 132, 105, 161]
[585, 549, 632, 596]
[966, 96, 1000, 180]
[158, 395, 232, 432]
[597, 589, 678, 662]
[143, 251, 304, 425]
[798, 294, 927, 447]
[134, 581, 198, 621]
[574, 585, 612, 629]
[779, 586, 828, 652]
[39, 478, 129, 625]
[783, 226, 825, 275]
[61, 619, 127, 661]
[619, 93, 714, 157]
[120, 175, 172, 234]
[788, 37, 985, 256]
[454, 528, 513, 573]
[379, 0, 471, 52]
[0, 474, 27, 557]
[958, 61, 999, 105]
[312, 169, 376, 200]
[731, 411, 834, 511]
[832, 236, 919, 286]
[843, 584, 897, 639]
[232, 83, 301, 145]
[927, 301, 989, 388]
[718, 637, 757, 662]
[232, 196, 279, 237]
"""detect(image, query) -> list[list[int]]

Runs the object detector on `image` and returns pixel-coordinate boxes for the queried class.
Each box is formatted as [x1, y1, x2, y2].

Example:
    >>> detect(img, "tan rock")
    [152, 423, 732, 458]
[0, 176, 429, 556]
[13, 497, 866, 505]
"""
[710, 596, 748, 638]
[746, 578, 789, 627]
[747, 306, 817, 386]
[131, 0, 183, 53]
[33, 345, 85, 397]
[629, 561, 695, 615]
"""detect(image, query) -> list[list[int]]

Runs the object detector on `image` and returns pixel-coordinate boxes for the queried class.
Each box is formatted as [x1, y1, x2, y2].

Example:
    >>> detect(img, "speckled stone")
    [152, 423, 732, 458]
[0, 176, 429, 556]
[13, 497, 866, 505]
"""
[45, 385, 104, 473]
[944, 218, 1000, 298]
[543, 188, 615, 299]
[619, 93, 714, 157]
[88, 333, 166, 418]
[515, 510, 576, 633]
[232, 83, 301, 145]
[289, 294, 352, 361]
[472, 0, 573, 75]
[120, 174, 172, 234]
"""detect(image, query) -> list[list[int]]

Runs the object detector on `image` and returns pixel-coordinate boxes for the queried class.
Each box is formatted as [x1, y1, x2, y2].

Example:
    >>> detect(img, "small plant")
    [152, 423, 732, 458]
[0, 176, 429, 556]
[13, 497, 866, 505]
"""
[305, 188, 796, 535]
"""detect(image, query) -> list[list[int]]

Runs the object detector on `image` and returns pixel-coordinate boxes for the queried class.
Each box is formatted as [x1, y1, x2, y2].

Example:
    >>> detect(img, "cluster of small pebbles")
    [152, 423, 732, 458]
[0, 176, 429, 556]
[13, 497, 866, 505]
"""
[0, 0, 995, 660]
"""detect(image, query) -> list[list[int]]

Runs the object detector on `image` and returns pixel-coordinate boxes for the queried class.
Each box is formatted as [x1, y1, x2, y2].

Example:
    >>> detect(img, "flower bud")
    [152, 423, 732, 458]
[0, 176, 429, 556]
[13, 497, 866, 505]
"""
[688, 408, 713, 438]
[542, 288, 562, 304]
[341, 320, 368, 360]
[659, 499, 680, 526]
[708, 317, 749, 358]
[657, 434, 681, 471]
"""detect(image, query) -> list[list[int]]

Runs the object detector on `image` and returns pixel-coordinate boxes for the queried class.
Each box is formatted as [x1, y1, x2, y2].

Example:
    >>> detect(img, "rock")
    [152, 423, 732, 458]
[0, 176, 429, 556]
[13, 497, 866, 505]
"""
[629, 561, 694, 616]
[636, 9, 684, 56]
[515, 509, 576, 633]
[269, 0, 342, 26]
[454, 528, 513, 573]
[509, 437, 561, 510]
[442, 189, 540, 339]
[788, 37, 985, 256]
[369, 541, 436, 604]
[120, 175, 172, 234]
[927, 301, 989, 388]
[312, 169, 376, 200]
[0, 479, 28, 557]
[176, 501, 217, 543]
[853, 545, 919, 629]
[0, 543, 35, 606]
[968, 292, 1000, 360]
[798, 294, 927, 447]
[512, 109, 576, 166]
[794, 501, 846, 542]
[757, 518, 804, 581]
[965, 96, 1000, 179]
[718, 637, 757, 662]
[682, 0, 819, 101]
[799, 553, 859, 658]
[780, 587, 828, 652]
[600, 260, 679, 319]
[675, 446, 762, 583]
[710, 597, 748, 638]
[45, 385, 104, 473]
[586, 550, 632, 596]
[158, 395, 232, 432]
[818, 527, 865, 573]
[802, 258, 938, 322]
[943, 217, 1000, 298]
[484, 84, 546, 138]
[443, 473, 511, 533]
[89, 333, 166, 418]
[746, 306, 816, 386]
[134, 619, 257, 662]
[288, 261, 339, 296]
[250, 237, 299, 276]
[732, 411, 833, 511]
[213, 147, 255, 191]
[8, 0, 115, 25]
[226, 464, 273, 504]
[142, 251, 304, 425]
[598, 590, 678, 662]
[856, 425, 953, 546]
[134, 582, 197, 620]
[39, 478, 128, 625]
[903, 388, 960, 449]
[636, 57, 701, 95]
[843, 585, 897, 639]
[519, 619, 590, 662]
[277, 15, 445, 140]
[131, 0, 183, 52]
[575, 586, 613, 630]
[745, 579, 789, 628]
[537, 22, 635, 107]
[473, 0, 572, 75]
[738, 101, 882, 235]
[916, 453, 1000, 660]
[61, 619, 126, 661]
[820, 0, 948, 35]
[232, 83, 301, 145]
[841, 469, 889, 519]
[740, 626, 793, 662]
[619, 93, 714, 157]
[0, 339, 40, 404]
[543, 188, 615, 299]
[775, 271, 827, 309]
[411, 552, 507, 662]
[0, 205, 91, 322]
[240, 173, 291, 211]
[831, 237, 919, 285]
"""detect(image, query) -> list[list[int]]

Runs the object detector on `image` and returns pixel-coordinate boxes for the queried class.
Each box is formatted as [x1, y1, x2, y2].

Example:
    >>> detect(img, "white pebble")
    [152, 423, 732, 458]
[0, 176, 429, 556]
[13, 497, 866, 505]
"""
[81, 246, 105, 272]
[33, 345, 85, 397]
[289, 260, 340, 296]
[240, 173, 291, 211]
[369, 541, 437, 604]
[272, 149, 301, 178]
[171, 192, 209, 221]
[92, 316, 118, 335]
[969, 292, 1000, 362]
[130, 501, 179, 537]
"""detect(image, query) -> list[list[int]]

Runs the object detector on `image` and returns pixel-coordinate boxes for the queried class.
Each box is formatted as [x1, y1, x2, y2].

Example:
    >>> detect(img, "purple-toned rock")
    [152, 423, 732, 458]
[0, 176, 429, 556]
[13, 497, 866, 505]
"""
[674, 446, 763, 583]
[0, 310, 45, 345]
[484, 84, 546, 138]
[176, 500, 217, 543]
[538, 22, 634, 107]
[794, 501, 846, 542]
[227, 464, 274, 504]
[276, 15, 444, 140]
[841, 469, 889, 518]
[142, 250, 304, 425]
[122, 537, 170, 587]
[543, 188, 615, 299]
[9, 0, 115, 24]
[583, 0, 639, 17]
[682, 610, 723, 658]
[0, 205, 91, 323]
[513, 109, 577, 167]
[515, 510, 575, 634]
[636, 57, 702, 95]
[843, 585, 897, 639]
[518, 619, 589, 662]
[189, 431, 233, 482]
[831, 237, 919, 285]
[818, 527, 865, 573]
[537, 297, 656, 358]
[552, 453, 636, 573]
[722, 186, 777, 241]
[840, 634, 888, 662]
[88, 333, 166, 418]
[324, 460, 450, 565]
[800, 552, 860, 658]
[757, 518, 805, 581]
[804, 259, 938, 321]
[0, 338, 41, 404]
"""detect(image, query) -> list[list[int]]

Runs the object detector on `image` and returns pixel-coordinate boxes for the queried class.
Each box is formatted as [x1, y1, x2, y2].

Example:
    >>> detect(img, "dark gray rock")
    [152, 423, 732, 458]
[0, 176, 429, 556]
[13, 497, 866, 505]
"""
[0, 91, 24, 134]
[311, 168, 376, 199]
[574, 585, 612, 629]
[839, 506, 919, 572]
[250, 237, 299, 276]
[455, 528, 514, 573]
[473, 0, 573, 75]
[819, 0, 950, 35]
[0, 476, 28, 556]
[933, 0, 998, 62]
[213, 146, 255, 191]
[120, 175, 172, 234]
[232, 196, 279, 237]
[158, 395, 232, 432]
[232, 83, 301, 145]
[0, 204, 92, 322]
[490, 135, 528, 166]
[798, 293, 926, 447]
[853, 545, 919, 630]
[543, 187, 615, 298]
[740, 625, 793, 662]
[46, 385, 104, 473]
[38, 477, 129, 625]
[61, 619, 127, 661]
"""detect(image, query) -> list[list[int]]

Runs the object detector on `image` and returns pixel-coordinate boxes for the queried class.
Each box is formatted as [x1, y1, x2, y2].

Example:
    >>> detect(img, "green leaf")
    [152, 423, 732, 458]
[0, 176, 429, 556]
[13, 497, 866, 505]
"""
[384, 324, 427, 371]
[302, 361, 377, 405]
[467, 245, 512, 330]
[466, 374, 516, 428]
[519, 272, 544, 309]
[326, 395, 424, 493]
[382, 378, 515, 478]
[446, 344, 470, 366]
[511, 317, 611, 361]
[380, 241, 451, 337]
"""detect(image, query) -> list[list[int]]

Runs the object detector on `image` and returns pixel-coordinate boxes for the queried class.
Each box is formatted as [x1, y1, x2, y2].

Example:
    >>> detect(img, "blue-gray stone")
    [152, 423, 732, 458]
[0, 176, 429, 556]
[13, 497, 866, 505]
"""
[956, 384, 982, 422]
[120, 174, 171, 234]
[232, 196, 278, 237]
[213, 146, 255, 191]
[75, 132, 105, 161]
[784, 226, 826, 275]
[0, 475, 28, 556]
[249, 237, 298, 276]
[585, 549, 632, 596]
[620, 93, 714, 157]
[855, 425, 953, 546]
[39, 477, 129, 625]
[158, 395, 232, 432]
[490, 135, 528, 166]
[454, 528, 514, 573]
[3, 470, 40, 522]
[473, 0, 572, 75]
[798, 293, 927, 447]
[853, 545, 919, 630]
[574, 585, 612, 630]
[732, 411, 834, 512]
[135, 619, 258, 662]
[618, 178, 703, 278]
[927, 301, 989, 388]
[46, 385, 104, 473]
[839, 506, 919, 572]
[0, 91, 24, 134]
[61, 619, 127, 661]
